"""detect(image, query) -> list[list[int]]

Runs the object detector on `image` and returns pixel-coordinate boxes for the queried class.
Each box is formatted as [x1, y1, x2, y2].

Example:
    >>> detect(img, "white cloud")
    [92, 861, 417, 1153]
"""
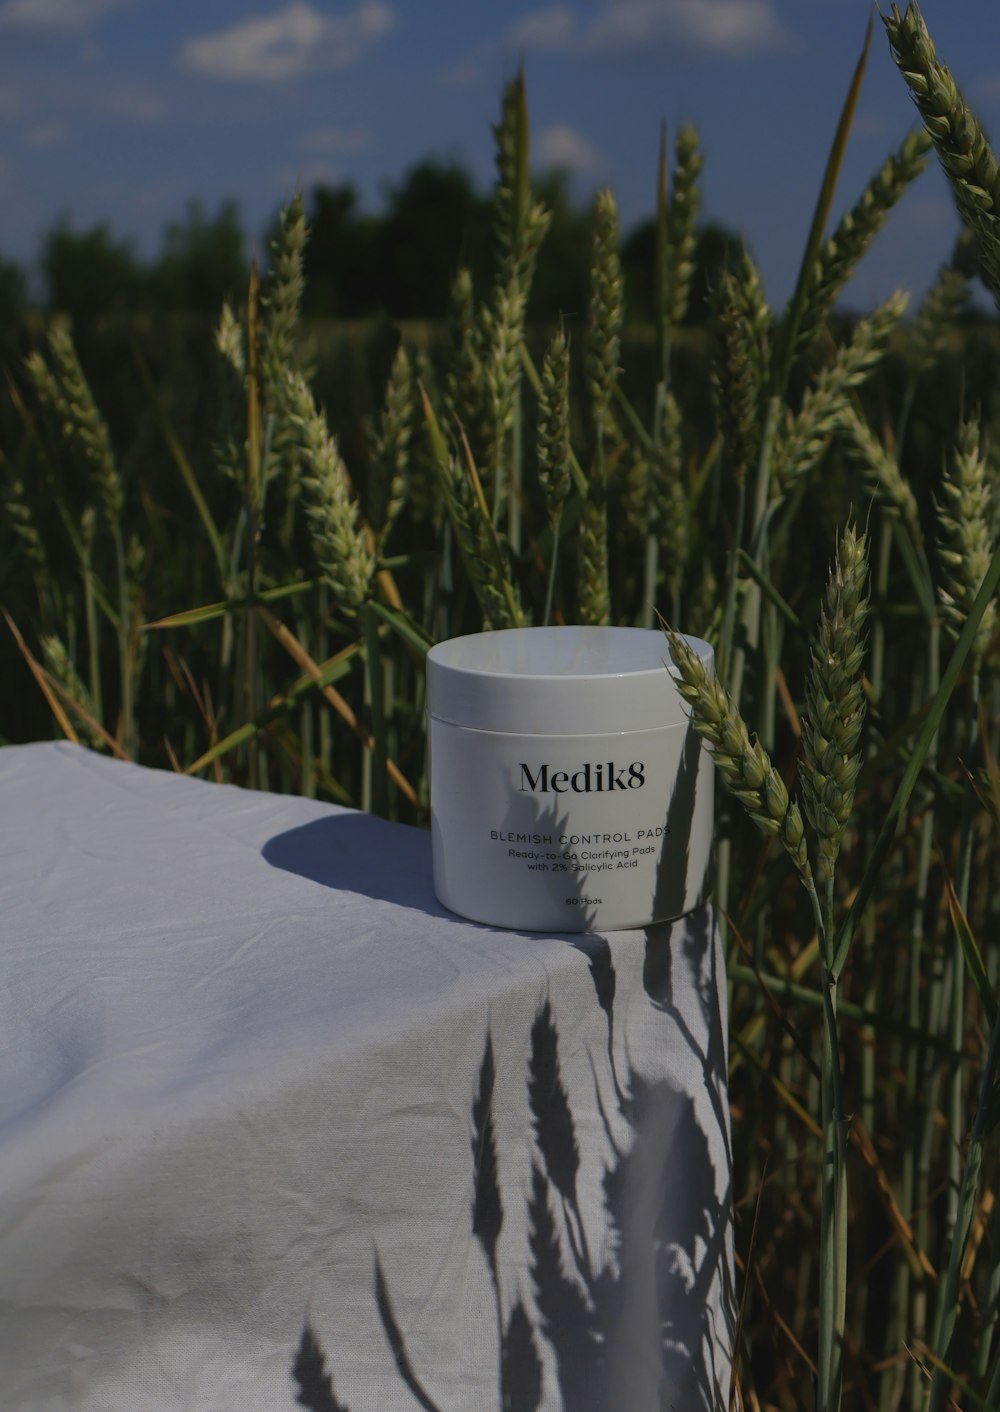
[501, 0, 787, 57]
[182, 1, 395, 82]
[272, 160, 351, 195]
[25, 120, 69, 147]
[439, 59, 482, 87]
[910, 196, 956, 229]
[506, 6, 577, 50]
[0, 0, 128, 33]
[95, 87, 165, 122]
[967, 73, 1000, 106]
[297, 126, 372, 155]
[853, 112, 889, 139]
[536, 123, 603, 174]
[583, 0, 787, 54]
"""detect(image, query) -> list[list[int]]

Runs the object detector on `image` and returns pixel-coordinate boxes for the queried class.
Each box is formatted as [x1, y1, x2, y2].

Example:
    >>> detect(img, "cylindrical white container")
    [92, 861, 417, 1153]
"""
[426, 626, 713, 932]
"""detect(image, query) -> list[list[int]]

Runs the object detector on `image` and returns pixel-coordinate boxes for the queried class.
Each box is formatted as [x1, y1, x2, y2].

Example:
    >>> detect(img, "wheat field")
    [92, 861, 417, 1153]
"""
[5, 4, 1000, 1408]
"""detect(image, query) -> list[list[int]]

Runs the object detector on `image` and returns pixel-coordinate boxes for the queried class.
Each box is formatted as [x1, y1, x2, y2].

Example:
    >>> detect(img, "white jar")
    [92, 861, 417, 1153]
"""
[426, 626, 714, 932]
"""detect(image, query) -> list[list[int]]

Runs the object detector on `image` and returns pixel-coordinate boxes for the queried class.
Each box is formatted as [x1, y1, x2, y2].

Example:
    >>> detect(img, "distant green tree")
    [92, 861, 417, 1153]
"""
[41, 218, 143, 321]
[528, 169, 593, 325]
[621, 219, 744, 325]
[300, 183, 381, 318]
[374, 160, 492, 318]
[296, 162, 615, 325]
[148, 200, 248, 314]
[0, 254, 27, 329]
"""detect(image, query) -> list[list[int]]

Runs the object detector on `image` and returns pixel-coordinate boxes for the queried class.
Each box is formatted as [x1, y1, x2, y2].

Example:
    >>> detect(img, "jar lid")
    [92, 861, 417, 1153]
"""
[426, 626, 712, 736]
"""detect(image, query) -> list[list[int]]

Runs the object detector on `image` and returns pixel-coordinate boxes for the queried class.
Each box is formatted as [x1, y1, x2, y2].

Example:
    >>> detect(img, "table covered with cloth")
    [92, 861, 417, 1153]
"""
[0, 742, 734, 1411]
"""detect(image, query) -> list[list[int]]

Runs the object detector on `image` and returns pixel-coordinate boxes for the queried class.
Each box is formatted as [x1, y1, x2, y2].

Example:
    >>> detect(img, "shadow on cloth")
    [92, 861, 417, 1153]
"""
[262, 816, 621, 951]
[292, 906, 733, 1412]
[262, 814, 448, 920]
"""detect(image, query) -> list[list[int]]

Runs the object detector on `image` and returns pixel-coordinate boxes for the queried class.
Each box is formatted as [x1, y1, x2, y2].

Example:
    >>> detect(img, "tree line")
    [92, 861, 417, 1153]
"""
[0, 159, 741, 329]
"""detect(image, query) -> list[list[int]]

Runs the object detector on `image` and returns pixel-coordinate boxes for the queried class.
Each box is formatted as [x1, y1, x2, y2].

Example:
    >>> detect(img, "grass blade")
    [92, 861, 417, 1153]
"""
[369, 600, 432, 657]
[773, 15, 873, 395]
[945, 873, 997, 1031]
[3, 608, 80, 745]
[144, 579, 318, 630]
[185, 641, 358, 778]
[132, 343, 229, 585]
[362, 602, 389, 816]
[258, 606, 419, 808]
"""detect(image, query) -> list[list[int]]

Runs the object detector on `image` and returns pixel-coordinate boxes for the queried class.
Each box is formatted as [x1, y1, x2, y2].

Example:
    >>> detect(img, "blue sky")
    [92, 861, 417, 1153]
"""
[2, 0, 1000, 309]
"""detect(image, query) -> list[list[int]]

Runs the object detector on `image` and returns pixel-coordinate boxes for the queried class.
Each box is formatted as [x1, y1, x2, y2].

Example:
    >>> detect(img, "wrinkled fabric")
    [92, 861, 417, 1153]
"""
[0, 742, 734, 1412]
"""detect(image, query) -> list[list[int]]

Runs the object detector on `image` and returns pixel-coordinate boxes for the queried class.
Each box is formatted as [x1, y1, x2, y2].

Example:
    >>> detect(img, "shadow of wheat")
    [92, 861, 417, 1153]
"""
[292, 927, 730, 1412]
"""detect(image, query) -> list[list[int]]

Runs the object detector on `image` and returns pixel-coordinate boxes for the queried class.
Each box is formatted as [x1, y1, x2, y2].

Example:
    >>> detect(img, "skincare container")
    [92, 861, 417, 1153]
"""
[426, 626, 713, 932]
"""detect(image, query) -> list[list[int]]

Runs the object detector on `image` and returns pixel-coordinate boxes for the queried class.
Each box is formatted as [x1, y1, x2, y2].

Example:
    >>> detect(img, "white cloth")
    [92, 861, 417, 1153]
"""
[0, 742, 733, 1411]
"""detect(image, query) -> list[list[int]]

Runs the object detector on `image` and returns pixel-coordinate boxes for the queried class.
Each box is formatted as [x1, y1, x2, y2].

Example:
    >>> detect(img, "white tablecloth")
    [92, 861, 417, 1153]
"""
[0, 742, 734, 1411]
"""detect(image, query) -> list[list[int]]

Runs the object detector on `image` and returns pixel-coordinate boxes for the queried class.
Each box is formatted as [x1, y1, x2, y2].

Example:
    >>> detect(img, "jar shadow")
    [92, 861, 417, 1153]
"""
[262, 813, 448, 919]
[260, 810, 598, 934]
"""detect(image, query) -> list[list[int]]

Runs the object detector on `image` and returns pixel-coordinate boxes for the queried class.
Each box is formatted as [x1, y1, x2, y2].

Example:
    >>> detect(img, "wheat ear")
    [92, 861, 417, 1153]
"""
[909, 260, 968, 375]
[710, 249, 770, 482]
[262, 193, 306, 390]
[936, 419, 997, 670]
[884, 2, 1000, 307]
[586, 188, 624, 441]
[578, 188, 622, 626]
[665, 629, 814, 890]
[652, 393, 686, 603]
[837, 406, 922, 550]
[444, 268, 485, 449]
[795, 128, 931, 355]
[800, 525, 870, 884]
[770, 291, 907, 504]
[369, 344, 414, 547]
[261, 194, 308, 489]
[664, 123, 703, 327]
[536, 327, 571, 532]
[29, 326, 123, 535]
[3, 466, 46, 573]
[420, 386, 524, 630]
[290, 371, 374, 614]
